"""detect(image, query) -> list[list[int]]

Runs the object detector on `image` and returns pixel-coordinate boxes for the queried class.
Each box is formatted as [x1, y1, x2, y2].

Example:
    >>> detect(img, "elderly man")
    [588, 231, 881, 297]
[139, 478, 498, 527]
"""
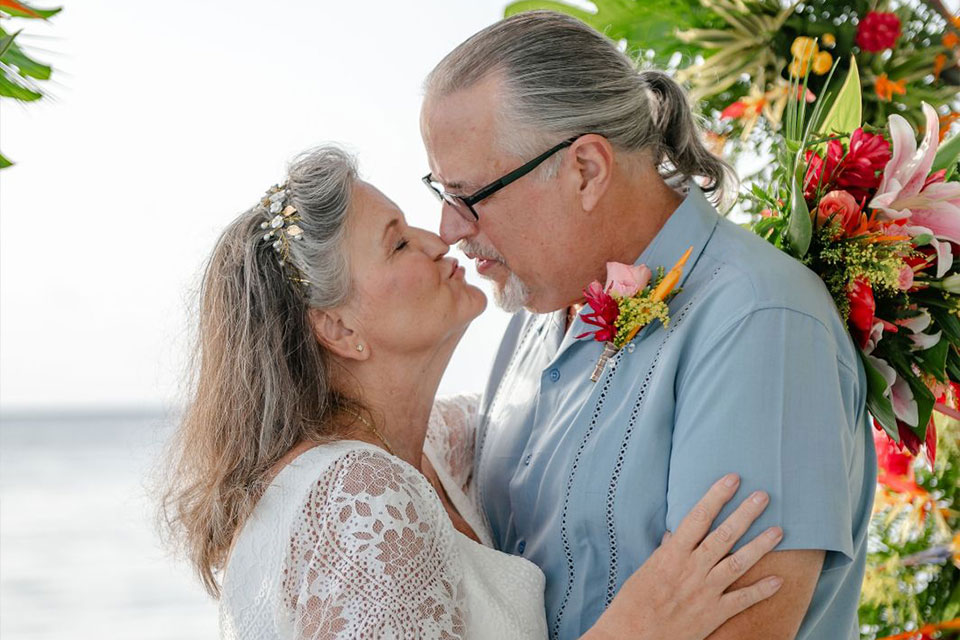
[420, 10, 876, 640]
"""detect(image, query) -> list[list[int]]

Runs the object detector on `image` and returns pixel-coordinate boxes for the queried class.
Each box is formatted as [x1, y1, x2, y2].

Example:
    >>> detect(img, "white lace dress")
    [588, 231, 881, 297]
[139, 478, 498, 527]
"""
[219, 394, 547, 639]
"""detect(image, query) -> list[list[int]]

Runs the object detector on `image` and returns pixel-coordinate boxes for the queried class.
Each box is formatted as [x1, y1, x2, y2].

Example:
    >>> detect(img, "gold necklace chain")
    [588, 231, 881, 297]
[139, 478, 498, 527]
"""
[344, 409, 395, 456]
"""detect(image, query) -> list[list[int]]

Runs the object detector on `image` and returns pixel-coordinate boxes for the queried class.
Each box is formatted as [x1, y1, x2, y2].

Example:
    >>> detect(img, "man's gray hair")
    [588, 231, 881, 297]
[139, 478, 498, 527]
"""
[425, 10, 734, 204]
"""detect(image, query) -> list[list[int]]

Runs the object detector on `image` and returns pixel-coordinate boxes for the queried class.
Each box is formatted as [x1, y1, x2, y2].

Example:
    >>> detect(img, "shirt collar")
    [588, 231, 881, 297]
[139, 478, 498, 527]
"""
[634, 182, 719, 292]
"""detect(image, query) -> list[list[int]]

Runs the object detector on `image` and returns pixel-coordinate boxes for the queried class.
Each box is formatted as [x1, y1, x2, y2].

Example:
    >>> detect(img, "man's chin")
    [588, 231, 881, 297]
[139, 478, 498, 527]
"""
[491, 272, 531, 314]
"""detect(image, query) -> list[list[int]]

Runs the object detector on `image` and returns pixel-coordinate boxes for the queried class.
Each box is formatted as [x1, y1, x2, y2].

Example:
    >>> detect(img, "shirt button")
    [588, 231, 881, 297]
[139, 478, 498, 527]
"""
[548, 368, 561, 382]
[517, 540, 526, 554]
[523, 454, 532, 466]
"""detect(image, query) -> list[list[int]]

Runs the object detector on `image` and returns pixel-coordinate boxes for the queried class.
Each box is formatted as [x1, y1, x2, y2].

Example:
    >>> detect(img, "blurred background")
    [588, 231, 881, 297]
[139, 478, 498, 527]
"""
[0, 1, 517, 637]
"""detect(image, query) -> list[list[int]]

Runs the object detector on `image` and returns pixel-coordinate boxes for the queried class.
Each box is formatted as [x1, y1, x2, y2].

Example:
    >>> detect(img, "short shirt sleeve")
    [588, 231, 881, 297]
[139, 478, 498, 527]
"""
[666, 306, 864, 570]
[281, 448, 467, 639]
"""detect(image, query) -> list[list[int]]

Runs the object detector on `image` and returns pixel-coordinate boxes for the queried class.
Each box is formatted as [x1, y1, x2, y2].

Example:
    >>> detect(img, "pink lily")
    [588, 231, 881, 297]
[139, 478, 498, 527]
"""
[871, 103, 960, 268]
[867, 354, 919, 426]
[903, 224, 953, 278]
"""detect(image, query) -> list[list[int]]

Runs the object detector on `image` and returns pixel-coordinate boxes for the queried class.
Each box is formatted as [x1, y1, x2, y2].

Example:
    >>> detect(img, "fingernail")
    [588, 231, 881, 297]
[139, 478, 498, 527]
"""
[723, 473, 740, 488]
[769, 576, 784, 590]
[752, 491, 768, 505]
[768, 527, 783, 540]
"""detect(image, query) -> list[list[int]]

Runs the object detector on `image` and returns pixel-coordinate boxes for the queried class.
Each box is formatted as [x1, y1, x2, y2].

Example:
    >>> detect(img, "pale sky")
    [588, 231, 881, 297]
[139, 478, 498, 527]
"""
[0, 0, 521, 409]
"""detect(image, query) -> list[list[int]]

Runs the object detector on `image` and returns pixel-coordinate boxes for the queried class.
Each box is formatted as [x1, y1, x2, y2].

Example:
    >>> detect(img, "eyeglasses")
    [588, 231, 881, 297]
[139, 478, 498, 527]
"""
[422, 135, 582, 222]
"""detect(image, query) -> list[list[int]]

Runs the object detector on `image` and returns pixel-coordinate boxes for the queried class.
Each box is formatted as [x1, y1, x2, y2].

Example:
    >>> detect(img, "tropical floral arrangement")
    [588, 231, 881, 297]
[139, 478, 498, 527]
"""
[745, 56, 959, 466]
[505, 0, 960, 156]
[742, 49, 960, 637]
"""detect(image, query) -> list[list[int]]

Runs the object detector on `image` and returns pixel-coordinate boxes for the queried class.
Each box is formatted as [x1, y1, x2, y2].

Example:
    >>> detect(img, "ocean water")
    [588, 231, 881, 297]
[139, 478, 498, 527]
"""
[0, 411, 218, 639]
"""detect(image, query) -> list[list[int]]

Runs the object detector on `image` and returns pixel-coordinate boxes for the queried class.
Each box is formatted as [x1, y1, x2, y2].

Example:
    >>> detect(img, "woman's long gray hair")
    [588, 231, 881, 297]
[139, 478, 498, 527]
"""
[425, 10, 735, 204]
[160, 145, 360, 596]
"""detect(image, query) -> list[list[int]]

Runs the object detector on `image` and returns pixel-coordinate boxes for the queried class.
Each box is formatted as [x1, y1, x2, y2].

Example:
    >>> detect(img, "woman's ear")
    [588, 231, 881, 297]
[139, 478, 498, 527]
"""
[307, 308, 369, 361]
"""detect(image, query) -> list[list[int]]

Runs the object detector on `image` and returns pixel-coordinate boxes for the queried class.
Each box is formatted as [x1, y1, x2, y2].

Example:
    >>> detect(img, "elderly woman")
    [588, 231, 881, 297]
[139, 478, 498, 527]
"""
[161, 146, 784, 640]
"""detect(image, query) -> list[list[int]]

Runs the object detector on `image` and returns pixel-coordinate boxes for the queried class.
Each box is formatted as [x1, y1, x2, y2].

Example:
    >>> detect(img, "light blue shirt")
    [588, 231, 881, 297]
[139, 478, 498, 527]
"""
[474, 184, 877, 640]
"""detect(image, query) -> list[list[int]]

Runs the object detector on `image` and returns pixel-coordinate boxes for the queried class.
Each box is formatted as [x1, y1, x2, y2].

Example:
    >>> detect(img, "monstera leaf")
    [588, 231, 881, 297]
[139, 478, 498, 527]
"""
[503, 0, 718, 67]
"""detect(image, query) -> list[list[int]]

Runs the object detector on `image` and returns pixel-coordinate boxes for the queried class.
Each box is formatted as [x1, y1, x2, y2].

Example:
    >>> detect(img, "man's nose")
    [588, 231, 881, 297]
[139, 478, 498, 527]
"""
[438, 203, 477, 246]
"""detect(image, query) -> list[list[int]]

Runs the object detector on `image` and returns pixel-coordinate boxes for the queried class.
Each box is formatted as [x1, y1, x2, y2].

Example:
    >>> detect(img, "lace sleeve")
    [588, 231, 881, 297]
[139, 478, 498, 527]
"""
[281, 447, 467, 639]
[425, 393, 481, 492]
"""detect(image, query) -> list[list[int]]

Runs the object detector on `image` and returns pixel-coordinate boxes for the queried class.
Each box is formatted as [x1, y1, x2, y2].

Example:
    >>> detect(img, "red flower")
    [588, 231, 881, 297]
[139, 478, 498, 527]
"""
[847, 278, 876, 348]
[898, 419, 923, 456]
[803, 129, 890, 203]
[721, 101, 747, 119]
[576, 282, 620, 343]
[836, 129, 891, 201]
[873, 423, 913, 476]
[924, 417, 937, 467]
[856, 11, 902, 53]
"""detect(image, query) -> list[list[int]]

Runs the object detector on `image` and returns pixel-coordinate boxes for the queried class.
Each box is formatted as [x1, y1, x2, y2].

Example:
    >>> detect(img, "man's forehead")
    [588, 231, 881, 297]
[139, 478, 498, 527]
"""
[422, 76, 507, 184]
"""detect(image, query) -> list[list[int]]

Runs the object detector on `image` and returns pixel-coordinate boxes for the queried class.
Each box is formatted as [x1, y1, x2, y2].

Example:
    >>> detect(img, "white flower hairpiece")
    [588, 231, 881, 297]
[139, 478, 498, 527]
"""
[259, 183, 309, 286]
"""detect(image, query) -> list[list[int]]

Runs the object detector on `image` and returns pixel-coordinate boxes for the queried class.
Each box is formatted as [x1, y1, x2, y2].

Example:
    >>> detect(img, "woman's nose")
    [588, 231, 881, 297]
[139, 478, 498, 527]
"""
[416, 227, 450, 260]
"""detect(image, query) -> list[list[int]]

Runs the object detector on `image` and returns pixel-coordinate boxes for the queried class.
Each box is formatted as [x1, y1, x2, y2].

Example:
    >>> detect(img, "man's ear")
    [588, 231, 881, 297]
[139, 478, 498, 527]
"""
[569, 134, 614, 213]
[307, 308, 368, 361]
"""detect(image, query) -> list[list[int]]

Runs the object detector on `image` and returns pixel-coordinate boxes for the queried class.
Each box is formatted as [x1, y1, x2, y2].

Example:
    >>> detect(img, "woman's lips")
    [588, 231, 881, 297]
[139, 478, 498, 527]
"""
[447, 258, 464, 279]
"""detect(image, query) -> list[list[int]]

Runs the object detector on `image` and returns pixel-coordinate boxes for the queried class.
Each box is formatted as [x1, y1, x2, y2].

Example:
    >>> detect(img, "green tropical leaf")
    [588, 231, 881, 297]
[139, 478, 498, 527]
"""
[503, 0, 714, 66]
[931, 132, 960, 180]
[0, 150, 12, 169]
[0, 73, 41, 100]
[0, 29, 19, 58]
[902, 368, 935, 441]
[916, 337, 949, 382]
[862, 353, 899, 442]
[0, 27, 53, 80]
[930, 307, 960, 346]
[816, 56, 862, 137]
[786, 174, 811, 257]
[0, 1, 60, 19]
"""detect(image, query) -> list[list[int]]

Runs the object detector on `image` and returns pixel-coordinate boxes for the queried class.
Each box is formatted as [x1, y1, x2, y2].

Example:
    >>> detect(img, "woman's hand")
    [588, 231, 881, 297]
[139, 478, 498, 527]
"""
[583, 473, 783, 640]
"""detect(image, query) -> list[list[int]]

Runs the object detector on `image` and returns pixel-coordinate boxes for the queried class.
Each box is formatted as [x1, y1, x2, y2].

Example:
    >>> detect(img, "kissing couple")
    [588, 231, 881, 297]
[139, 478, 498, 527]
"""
[162, 10, 876, 640]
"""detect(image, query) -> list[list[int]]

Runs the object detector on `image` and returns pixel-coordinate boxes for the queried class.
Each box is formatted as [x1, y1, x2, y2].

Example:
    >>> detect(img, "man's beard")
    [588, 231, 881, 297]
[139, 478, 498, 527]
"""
[459, 240, 531, 313]
[494, 271, 532, 314]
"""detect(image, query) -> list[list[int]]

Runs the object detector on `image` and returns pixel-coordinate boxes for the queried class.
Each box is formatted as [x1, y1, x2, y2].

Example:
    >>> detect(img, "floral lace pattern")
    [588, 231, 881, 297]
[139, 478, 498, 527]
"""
[424, 393, 480, 493]
[281, 448, 466, 639]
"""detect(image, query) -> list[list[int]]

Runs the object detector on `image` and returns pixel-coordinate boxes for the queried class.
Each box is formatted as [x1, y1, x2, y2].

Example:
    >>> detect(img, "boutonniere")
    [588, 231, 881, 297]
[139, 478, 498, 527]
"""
[576, 246, 693, 382]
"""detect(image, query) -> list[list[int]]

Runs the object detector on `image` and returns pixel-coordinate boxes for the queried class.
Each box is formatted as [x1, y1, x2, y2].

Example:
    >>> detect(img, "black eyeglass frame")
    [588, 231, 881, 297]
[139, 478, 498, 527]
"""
[422, 135, 583, 221]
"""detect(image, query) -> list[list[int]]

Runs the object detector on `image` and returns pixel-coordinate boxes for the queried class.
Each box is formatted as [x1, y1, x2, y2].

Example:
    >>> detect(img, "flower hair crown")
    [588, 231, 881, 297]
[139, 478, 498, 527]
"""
[259, 183, 310, 287]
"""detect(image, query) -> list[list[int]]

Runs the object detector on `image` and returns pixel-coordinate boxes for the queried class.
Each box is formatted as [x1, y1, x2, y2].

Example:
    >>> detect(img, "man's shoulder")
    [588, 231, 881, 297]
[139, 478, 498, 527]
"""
[701, 217, 840, 322]
[688, 218, 861, 371]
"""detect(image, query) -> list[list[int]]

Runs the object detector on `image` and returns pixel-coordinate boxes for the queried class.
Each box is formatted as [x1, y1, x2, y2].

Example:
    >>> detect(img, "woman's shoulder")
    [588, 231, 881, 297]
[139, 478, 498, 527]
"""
[273, 441, 447, 524]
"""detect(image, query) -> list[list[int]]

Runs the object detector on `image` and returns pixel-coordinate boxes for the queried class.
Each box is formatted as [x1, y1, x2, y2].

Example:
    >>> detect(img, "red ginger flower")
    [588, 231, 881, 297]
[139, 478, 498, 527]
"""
[577, 282, 619, 343]
[856, 11, 902, 52]
[804, 129, 891, 203]
[847, 278, 877, 349]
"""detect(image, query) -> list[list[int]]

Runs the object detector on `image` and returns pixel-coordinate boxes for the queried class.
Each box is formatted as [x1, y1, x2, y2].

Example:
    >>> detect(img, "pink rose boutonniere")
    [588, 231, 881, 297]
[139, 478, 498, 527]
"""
[577, 247, 693, 381]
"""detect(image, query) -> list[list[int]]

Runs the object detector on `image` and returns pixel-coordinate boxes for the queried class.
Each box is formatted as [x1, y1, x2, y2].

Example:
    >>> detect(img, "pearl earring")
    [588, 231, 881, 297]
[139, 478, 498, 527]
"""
[356, 344, 364, 352]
